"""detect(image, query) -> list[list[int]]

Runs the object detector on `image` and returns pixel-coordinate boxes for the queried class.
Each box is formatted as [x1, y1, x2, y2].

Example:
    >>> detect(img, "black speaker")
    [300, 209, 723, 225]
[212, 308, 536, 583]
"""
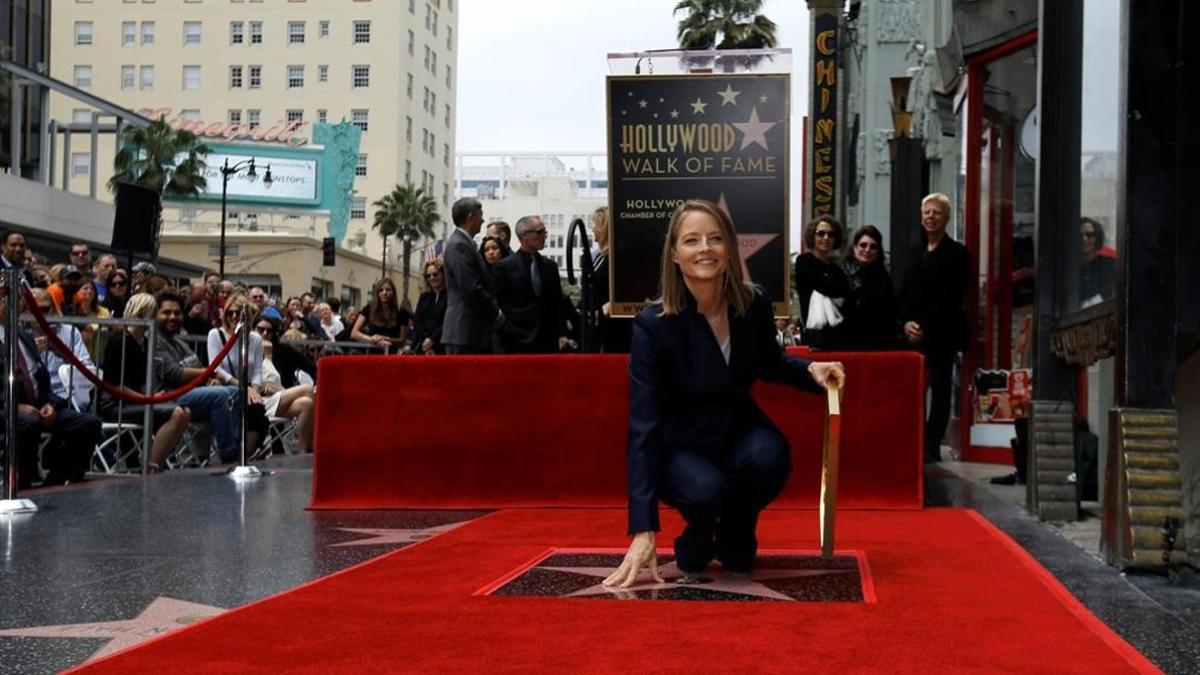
[111, 182, 162, 255]
[322, 237, 336, 266]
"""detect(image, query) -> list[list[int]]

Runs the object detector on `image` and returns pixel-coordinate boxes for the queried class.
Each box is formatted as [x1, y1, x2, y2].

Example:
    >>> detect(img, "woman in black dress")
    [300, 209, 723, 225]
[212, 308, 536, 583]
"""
[793, 215, 851, 349]
[412, 260, 448, 355]
[839, 225, 900, 349]
[350, 278, 410, 353]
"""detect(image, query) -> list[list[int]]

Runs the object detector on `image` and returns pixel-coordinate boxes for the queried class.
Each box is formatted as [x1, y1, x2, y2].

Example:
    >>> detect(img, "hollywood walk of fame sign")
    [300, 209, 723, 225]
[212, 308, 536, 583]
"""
[485, 551, 870, 603]
[607, 73, 791, 317]
[0, 597, 225, 661]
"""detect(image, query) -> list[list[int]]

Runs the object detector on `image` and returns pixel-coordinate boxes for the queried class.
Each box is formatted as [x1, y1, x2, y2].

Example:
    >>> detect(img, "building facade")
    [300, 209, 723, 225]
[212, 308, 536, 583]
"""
[455, 152, 607, 273]
[48, 0, 459, 302]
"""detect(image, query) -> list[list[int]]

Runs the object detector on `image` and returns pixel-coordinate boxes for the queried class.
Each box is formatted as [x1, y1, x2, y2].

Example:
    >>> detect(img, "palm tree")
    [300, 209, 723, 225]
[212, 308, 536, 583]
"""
[372, 184, 441, 300]
[109, 118, 209, 198]
[674, 0, 778, 70]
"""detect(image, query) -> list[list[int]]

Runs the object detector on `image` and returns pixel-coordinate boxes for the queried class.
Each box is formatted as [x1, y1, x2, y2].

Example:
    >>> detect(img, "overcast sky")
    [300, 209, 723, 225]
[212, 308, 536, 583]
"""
[457, 0, 811, 247]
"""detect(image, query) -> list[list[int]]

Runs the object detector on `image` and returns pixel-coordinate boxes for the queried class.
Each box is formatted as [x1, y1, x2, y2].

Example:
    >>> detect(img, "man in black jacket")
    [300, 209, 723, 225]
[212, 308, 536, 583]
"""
[441, 198, 501, 354]
[898, 193, 970, 463]
[0, 289, 100, 488]
[493, 215, 569, 354]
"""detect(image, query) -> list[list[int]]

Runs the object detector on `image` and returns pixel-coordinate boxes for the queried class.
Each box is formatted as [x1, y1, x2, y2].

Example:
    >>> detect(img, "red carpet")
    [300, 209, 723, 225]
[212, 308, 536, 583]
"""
[72, 509, 1157, 674]
[311, 352, 925, 510]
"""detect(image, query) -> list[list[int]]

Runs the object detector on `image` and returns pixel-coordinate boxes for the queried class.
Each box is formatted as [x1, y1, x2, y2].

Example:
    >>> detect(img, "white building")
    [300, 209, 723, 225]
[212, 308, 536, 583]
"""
[455, 152, 607, 271]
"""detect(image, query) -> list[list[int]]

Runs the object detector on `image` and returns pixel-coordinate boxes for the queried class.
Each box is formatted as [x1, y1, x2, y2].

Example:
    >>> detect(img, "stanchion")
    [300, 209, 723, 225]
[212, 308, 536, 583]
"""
[228, 312, 262, 479]
[1, 268, 37, 514]
[819, 382, 841, 558]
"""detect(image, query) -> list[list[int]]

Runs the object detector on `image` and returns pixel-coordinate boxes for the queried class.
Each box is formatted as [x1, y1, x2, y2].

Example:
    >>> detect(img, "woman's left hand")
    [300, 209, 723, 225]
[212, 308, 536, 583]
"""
[808, 361, 846, 390]
[247, 386, 263, 406]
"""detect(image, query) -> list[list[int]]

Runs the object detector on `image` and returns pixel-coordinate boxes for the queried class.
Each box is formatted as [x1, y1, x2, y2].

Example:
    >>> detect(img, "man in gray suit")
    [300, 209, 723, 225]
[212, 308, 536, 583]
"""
[441, 198, 502, 354]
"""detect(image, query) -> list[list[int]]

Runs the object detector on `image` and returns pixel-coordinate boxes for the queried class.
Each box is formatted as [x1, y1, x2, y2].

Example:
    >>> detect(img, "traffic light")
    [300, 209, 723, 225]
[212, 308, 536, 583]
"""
[322, 237, 336, 266]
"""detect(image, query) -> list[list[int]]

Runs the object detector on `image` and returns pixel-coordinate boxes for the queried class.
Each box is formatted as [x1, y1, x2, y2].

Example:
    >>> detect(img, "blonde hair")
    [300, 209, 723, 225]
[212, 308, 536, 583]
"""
[592, 206, 610, 254]
[123, 292, 157, 320]
[921, 192, 952, 215]
[222, 293, 257, 327]
[657, 199, 753, 317]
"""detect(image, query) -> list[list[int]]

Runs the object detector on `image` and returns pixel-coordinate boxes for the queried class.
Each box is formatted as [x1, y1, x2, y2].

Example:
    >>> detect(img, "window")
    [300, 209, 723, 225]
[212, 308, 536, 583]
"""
[431, 10, 439, 36]
[140, 65, 155, 89]
[230, 21, 244, 44]
[430, 91, 437, 113]
[447, 25, 453, 50]
[319, 20, 329, 38]
[250, 21, 263, 44]
[228, 109, 242, 124]
[405, 160, 412, 184]
[122, 21, 136, 45]
[71, 153, 91, 177]
[72, 109, 91, 125]
[73, 65, 93, 88]
[351, 109, 369, 132]
[421, 128, 429, 153]
[181, 109, 201, 122]
[317, 109, 327, 124]
[350, 196, 366, 220]
[249, 65, 262, 88]
[424, 45, 430, 71]
[355, 154, 368, 177]
[229, 65, 243, 88]
[353, 21, 370, 44]
[141, 21, 155, 45]
[121, 65, 135, 90]
[318, 64, 328, 82]
[405, 116, 412, 142]
[352, 65, 370, 88]
[443, 183, 449, 206]
[444, 143, 450, 167]
[446, 64, 452, 87]
[183, 21, 201, 45]
[408, 0, 415, 13]
[429, 132, 436, 157]
[406, 73, 414, 98]
[286, 109, 304, 123]
[247, 109, 261, 128]
[407, 29, 414, 55]
[445, 103, 451, 128]
[288, 21, 305, 44]
[430, 50, 437, 74]
[182, 65, 201, 90]
[423, 87, 429, 112]
[425, 5, 432, 30]
[75, 21, 93, 46]
[287, 64, 304, 89]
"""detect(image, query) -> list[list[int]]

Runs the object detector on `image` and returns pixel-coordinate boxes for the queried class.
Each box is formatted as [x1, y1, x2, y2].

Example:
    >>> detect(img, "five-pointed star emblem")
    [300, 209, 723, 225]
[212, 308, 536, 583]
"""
[545, 561, 854, 601]
[0, 597, 224, 661]
[330, 523, 464, 547]
[733, 106, 777, 151]
[759, 94, 769, 103]
[638, 99, 648, 108]
[717, 84, 741, 106]
[690, 98, 708, 114]
[716, 193, 779, 283]
[670, 110, 680, 119]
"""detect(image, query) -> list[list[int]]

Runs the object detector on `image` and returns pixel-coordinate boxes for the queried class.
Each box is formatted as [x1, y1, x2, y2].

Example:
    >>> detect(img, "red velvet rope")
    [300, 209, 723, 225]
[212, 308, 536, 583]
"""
[20, 286, 242, 405]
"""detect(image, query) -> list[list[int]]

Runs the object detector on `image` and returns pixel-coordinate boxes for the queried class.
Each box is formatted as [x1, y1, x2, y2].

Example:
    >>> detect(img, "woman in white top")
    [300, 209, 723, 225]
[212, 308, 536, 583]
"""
[208, 294, 316, 455]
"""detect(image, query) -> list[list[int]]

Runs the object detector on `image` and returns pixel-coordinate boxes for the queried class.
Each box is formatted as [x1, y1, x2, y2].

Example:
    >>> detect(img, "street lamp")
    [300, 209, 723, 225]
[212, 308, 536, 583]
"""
[219, 157, 273, 278]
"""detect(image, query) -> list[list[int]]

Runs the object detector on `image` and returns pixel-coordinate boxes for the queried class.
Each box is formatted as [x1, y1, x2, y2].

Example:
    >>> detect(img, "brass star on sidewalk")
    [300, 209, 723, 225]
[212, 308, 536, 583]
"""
[545, 561, 855, 601]
[717, 84, 741, 106]
[690, 98, 708, 114]
[0, 597, 224, 661]
[330, 523, 464, 547]
[733, 106, 777, 151]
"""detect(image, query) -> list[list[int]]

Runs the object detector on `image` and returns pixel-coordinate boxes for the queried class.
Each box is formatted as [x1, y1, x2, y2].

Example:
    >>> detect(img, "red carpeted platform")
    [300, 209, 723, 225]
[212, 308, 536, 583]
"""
[311, 352, 924, 510]
[70, 509, 1159, 674]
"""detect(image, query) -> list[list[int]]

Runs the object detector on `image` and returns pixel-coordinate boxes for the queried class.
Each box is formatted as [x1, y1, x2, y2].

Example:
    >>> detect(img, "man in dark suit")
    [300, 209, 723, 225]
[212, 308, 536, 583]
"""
[0, 230, 36, 288]
[494, 215, 569, 354]
[898, 193, 970, 463]
[0, 285, 101, 488]
[441, 198, 501, 354]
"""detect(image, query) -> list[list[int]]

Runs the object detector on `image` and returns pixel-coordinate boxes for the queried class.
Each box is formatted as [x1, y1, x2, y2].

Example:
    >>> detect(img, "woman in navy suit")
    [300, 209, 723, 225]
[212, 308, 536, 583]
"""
[604, 200, 846, 588]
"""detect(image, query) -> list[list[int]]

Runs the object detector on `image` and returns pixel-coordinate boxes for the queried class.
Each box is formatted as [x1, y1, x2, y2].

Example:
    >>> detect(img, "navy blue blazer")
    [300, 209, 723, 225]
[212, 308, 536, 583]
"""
[626, 287, 822, 534]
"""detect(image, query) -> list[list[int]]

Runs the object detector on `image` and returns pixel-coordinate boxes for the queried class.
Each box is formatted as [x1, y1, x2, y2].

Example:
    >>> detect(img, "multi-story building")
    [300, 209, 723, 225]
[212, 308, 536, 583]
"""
[48, 0, 459, 304]
[455, 152, 607, 273]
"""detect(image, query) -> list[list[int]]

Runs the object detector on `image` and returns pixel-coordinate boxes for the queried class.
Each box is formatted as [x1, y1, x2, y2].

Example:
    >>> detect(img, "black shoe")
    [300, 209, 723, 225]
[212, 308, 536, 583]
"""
[989, 472, 1024, 486]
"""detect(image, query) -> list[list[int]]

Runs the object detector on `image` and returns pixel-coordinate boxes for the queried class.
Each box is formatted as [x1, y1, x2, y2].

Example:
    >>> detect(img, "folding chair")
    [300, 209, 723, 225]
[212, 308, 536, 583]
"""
[59, 365, 148, 475]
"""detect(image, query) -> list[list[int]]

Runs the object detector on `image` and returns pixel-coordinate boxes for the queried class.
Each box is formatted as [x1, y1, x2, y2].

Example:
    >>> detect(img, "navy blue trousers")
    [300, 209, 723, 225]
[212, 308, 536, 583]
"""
[660, 425, 791, 574]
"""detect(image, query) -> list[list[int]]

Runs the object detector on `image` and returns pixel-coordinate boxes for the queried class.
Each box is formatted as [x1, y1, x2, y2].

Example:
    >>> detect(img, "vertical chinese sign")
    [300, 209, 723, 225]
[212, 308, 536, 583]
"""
[607, 74, 791, 317]
[809, 11, 839, 218]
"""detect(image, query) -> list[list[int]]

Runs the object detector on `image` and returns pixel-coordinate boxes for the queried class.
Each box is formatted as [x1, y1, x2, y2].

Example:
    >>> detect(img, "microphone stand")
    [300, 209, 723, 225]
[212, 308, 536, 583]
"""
[566, 218, 596, 353]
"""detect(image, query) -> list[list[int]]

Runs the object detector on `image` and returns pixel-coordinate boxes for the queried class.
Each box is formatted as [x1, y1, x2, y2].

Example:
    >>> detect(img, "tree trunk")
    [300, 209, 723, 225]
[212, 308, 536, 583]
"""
[401, 239, 413, 306]
[380, 234, 388, 278]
